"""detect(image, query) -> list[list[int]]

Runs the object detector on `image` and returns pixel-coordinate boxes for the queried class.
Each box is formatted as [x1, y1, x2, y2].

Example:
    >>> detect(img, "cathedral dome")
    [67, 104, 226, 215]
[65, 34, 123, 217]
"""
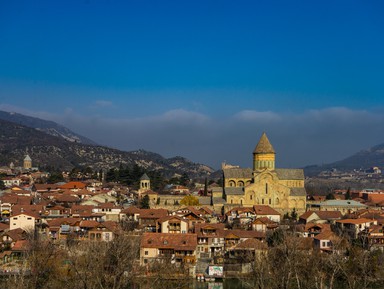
[253, 132, 275, 154]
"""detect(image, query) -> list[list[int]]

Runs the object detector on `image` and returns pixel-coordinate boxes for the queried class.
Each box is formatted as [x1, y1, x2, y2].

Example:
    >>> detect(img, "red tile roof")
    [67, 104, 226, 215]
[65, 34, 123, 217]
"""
[59, 182, 87, 189]
[253, 205, 280, 216]
[141, 232, 197, 251]
[139, 209, 169, 219]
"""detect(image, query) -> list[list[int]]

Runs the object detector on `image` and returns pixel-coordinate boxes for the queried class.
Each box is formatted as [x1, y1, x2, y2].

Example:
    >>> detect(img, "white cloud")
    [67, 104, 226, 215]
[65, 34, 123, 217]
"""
[1, 104, 384, 170]
[233, 110, 281, 122]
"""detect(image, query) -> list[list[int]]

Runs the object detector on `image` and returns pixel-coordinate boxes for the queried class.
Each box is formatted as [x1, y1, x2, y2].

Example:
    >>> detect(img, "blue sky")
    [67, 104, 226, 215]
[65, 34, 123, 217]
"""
[1, 0, 384, 169]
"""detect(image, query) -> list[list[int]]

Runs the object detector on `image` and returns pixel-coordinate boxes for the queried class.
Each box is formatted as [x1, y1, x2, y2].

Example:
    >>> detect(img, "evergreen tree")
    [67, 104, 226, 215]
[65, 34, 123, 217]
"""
[180, 173, 190, 186]
[346, 187, 352, 200]
[290, 208, 298, 221]
[0, 180, 5, 190]
[326, 193, 335, 200]
[140, 195, 150, 209]
[47, 171, 64, 184]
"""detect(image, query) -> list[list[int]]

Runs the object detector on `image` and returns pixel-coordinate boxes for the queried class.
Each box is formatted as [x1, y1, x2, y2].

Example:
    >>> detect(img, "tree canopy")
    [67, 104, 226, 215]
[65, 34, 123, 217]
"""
[180, 195, 199, 206]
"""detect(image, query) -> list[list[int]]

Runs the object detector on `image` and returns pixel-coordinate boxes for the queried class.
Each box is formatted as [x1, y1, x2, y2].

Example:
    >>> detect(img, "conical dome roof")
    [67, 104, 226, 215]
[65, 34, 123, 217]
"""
[253, 132, 275, 154]
[140, 173, 150, 180]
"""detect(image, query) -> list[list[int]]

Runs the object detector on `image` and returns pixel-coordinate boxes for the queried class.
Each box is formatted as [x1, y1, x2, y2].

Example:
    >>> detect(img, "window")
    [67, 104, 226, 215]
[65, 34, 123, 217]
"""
[269, 199, 271, 205]
[145, 251, 148, 255]
[27, 217, 32, 220]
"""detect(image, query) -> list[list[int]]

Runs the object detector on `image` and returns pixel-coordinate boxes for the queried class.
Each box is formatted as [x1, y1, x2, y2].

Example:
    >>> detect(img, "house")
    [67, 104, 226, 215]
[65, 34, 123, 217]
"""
[313, 231, 341, 252]
[309, 200, 368, 214]
[119, 206, 141, 222]
[1, 228, 27, 250]
[88, 221, 119, 242]
[194, 223, 226, 258]
[138, 209, 169, 232]
[182, 210, 205, 232]
[157, 215, 189, 234]
[2, 177, 21, 188]
[226, 238, 268, 265]
[226, 207, 256, 227]
[140, 232, 197, 266]
[46, 218, 81, 240]
[223, 229, 265, 250]
[360, 224, 384, 250]
[81, 193, 117, 206]
[92, 203, 122, 221]
[33, 183, 61, 193]
[251, 217, 278, 232]
[9, 213, 38, 231]
[300, 223, 331, 238]
[335, 218, 377, 239]
[58, 181, 87, 191]
[253, 205, 281, 223]
[298, 210, 342, 224]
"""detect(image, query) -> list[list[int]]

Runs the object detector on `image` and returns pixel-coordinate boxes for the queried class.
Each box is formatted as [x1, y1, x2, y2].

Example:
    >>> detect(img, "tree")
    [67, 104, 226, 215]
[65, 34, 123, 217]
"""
[0, 180, 5, 190]
[140, 195, 150, 209]
[180, 173, 190, 186]
[47, 171, 64, 184]
[290, 208, 298, 221]
[180, 195, 199, 206]
[326, 193, 335, 200]
[6, 232, 141, 289]
[346, 187, 352, 200]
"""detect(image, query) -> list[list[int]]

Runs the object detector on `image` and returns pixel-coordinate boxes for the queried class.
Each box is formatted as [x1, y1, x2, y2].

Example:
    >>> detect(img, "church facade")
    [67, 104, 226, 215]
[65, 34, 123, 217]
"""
[222, 133, 306, 214]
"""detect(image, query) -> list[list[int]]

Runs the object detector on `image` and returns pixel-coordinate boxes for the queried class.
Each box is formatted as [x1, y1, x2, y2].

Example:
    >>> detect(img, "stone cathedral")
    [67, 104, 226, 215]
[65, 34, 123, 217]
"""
[222, 132, 306, 214]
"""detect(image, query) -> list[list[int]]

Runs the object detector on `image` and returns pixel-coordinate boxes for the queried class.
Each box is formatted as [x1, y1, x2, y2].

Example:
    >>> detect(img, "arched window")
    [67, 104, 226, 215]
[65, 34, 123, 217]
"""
[265, 183, 268, 195]
[276, 198, 280, 205]
[229, 180, 235, 187]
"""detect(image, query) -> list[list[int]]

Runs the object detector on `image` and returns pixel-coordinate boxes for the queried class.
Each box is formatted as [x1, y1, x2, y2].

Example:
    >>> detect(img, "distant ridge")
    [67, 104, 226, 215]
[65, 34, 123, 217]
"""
[304, 143, 384, 176]
[0, 110, 97, 145]
[0, 118, 213, 178]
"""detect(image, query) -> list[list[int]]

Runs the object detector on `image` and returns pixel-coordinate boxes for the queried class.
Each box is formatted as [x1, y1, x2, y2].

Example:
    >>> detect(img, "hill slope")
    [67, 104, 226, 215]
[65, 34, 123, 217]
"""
[0, 110, 97, 145]
[304, 143, 384, 176]
[0, 119, 213, 178]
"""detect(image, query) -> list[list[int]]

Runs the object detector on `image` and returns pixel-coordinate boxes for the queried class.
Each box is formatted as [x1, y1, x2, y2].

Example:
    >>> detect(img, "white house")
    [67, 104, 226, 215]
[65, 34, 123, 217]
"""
[10, 213, 36, 231]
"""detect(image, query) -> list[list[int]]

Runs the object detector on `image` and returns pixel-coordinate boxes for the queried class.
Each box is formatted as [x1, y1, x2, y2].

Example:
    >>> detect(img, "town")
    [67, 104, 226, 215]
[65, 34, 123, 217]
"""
[0, 134, 384, 289]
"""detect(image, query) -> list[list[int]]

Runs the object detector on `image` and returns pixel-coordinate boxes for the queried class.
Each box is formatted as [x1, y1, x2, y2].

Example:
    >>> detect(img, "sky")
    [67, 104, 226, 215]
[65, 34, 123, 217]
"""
[0, 0, 384, 170]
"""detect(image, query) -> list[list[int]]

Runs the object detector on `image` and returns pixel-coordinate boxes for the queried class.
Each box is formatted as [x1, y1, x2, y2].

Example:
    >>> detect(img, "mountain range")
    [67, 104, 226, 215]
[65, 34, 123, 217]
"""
[304, 144, 384, 176]
[0, 110, 383, 178]
[0, 111, 213, 178]
[0, 110, 96, 145]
